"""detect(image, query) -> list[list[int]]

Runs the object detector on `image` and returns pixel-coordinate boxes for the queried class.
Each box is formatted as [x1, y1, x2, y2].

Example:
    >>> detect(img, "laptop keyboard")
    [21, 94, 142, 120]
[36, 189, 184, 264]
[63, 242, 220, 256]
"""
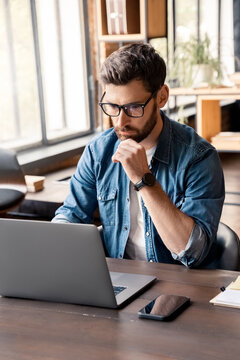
[113, 286, 126, 296]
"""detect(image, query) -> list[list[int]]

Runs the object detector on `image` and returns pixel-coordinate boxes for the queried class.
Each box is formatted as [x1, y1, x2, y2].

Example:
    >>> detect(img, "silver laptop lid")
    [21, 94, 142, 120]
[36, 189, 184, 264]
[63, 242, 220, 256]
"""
[0, 219, 118, 308]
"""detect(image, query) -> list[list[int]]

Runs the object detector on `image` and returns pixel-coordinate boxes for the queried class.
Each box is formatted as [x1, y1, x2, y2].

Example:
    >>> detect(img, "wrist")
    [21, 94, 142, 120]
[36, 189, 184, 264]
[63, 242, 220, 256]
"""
[133, 172, 156, 191]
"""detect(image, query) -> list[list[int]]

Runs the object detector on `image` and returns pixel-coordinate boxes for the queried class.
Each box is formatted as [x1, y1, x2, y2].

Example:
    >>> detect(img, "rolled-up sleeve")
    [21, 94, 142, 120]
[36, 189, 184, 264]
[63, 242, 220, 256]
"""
[171, 148, 225, 267]
[171, 223, 207, 266]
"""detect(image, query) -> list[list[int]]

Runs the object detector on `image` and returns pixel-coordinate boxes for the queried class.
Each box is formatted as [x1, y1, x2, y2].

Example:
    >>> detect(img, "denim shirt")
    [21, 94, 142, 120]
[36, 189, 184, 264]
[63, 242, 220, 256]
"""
[53, 112, 225, 267]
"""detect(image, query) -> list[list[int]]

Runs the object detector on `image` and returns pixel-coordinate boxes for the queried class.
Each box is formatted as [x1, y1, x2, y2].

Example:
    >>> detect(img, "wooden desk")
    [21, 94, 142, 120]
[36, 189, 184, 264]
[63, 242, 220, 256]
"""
[170, 87, 240, 149]
[18, 167, 75, 220]
[0, 259, 239, 360]
[26, 166, 75, 204]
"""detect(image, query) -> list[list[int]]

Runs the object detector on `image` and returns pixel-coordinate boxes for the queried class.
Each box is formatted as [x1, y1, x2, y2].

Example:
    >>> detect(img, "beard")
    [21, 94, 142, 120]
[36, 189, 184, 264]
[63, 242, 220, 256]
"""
[114, 102, 158, 143]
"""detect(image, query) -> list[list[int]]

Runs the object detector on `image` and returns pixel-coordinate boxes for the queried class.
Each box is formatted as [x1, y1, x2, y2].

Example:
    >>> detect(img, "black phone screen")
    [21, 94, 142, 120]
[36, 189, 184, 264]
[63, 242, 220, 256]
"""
[138, 294, 190, 321]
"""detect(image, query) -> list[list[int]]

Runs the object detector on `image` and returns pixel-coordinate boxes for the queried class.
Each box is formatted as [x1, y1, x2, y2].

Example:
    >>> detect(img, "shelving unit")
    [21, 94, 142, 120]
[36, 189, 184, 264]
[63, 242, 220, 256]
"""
[97, 0, 167, 44]
[170, 87, 240, 151]
[96, 0, 167, 128]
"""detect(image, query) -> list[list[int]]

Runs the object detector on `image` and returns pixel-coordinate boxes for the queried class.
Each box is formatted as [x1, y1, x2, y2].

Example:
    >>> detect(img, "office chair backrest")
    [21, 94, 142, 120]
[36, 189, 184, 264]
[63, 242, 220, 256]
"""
[0, 148, 27, 213]
[199, 222, 240, 271]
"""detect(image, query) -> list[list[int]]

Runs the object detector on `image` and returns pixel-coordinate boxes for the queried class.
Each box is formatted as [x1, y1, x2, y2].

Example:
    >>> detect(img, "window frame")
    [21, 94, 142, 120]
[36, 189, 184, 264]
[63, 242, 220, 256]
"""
[1, 0, 95, 153]
[30, 0, 95, 147]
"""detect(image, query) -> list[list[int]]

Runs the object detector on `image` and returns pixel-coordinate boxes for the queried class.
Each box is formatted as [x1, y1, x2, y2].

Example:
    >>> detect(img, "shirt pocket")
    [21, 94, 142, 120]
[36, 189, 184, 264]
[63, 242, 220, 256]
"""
[97, 188, 117, 226]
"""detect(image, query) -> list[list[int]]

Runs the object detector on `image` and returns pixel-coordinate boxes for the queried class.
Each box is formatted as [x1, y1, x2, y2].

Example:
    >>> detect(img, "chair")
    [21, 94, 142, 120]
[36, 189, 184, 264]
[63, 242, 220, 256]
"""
[0, 148, 27, 214]
[199, 222, 240, 271]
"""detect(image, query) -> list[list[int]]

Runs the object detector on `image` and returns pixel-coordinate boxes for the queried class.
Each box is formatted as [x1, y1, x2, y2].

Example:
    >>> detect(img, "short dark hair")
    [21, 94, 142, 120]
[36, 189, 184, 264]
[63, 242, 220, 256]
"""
[100, 43, 166, 93]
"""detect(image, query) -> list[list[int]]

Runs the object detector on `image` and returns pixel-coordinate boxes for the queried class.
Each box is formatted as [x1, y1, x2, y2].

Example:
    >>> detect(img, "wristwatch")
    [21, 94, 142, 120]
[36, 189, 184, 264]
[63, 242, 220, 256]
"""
[134, 172, 156, 191]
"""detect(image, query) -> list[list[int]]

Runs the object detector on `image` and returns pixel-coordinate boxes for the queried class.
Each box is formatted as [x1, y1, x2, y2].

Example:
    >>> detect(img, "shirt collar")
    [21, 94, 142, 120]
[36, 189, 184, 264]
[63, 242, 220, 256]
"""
[153, 111, 171, 165]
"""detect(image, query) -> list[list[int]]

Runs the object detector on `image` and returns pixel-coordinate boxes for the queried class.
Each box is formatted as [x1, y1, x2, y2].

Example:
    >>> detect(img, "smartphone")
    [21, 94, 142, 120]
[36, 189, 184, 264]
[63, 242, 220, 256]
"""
[138, 294, 190, 321]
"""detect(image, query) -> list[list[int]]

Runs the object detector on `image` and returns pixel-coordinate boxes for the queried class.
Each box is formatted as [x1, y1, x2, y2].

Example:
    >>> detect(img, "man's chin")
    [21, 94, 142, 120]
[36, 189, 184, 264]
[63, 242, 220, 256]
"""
[115, 130, 136, 141]
[116, 133, 147, 143]
[114, 128, 150, 142]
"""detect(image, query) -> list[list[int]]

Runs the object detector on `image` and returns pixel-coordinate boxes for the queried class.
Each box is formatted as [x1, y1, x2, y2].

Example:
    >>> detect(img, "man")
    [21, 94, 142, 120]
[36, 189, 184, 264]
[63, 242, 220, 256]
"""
[53, 43, 225, 267]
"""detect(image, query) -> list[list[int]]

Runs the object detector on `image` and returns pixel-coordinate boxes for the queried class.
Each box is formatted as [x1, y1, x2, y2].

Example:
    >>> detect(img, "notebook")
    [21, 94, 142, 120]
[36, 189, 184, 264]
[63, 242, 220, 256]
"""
[0, 218, 156, 308]
[210, 276, 240, 309]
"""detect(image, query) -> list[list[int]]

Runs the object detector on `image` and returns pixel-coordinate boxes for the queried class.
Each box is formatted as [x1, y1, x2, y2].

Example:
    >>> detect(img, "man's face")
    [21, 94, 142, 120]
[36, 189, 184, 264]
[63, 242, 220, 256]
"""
[114, 101, 158, 143]
[104, 80, 160, 143]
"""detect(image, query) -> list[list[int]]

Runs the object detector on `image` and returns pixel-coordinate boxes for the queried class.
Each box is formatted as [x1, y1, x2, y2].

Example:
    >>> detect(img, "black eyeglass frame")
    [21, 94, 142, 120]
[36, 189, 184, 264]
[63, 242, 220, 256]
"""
[98, 90, 157, 118]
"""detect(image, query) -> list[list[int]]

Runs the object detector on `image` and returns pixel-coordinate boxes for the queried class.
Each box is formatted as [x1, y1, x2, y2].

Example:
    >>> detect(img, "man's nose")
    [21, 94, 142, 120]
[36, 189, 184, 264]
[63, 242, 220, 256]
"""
[116, 108, 130, 127]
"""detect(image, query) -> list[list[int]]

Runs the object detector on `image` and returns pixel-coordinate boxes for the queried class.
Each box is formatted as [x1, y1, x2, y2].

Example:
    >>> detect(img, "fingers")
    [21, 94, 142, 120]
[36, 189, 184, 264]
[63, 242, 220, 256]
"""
[111, 139, 150, 183]
[112, 139, 143, 163]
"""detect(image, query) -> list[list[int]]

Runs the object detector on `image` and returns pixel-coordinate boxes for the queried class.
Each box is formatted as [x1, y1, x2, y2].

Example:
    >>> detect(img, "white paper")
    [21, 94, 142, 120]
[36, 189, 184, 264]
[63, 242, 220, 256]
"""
[210, 289, 240, 307]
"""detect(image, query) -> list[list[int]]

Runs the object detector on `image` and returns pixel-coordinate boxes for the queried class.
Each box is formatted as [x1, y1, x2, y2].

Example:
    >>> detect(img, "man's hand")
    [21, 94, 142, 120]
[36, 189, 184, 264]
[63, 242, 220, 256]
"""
[112, 139, 150, 184]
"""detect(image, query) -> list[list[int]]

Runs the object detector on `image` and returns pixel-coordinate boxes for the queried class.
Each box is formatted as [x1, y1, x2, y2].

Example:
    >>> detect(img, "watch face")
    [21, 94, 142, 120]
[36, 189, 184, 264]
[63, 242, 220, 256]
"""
[143, 173, 155, 186]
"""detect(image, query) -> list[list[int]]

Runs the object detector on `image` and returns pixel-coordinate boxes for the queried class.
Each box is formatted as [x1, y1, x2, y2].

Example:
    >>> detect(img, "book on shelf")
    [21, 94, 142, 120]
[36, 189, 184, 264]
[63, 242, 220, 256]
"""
[211, 132, 240, 150]
[105, 0, 140, 35]
[210, 276, 240, 309]
[106, 0, 127, 35]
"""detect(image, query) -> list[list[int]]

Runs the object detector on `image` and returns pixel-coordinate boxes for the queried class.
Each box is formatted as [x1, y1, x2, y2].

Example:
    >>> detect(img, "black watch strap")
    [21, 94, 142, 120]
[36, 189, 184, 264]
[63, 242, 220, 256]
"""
[134, 172, 156, 191]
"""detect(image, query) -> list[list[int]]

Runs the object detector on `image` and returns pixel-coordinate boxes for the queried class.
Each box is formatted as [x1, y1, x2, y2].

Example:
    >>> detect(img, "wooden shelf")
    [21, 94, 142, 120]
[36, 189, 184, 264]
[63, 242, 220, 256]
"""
[169, 86, 240, 151]
[98, 33, 146, 42]
[97, 0, 167, 40]
[211, 132, 240, 151]
[170, 86, 240, 96]
[148, 0, 167, 38]
[97, 0, 143, 38]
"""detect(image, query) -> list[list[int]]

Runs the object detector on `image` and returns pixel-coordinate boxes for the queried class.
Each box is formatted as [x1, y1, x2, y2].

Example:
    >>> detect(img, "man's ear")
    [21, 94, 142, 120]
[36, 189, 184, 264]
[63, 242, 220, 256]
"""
[157, 85, 169, 108]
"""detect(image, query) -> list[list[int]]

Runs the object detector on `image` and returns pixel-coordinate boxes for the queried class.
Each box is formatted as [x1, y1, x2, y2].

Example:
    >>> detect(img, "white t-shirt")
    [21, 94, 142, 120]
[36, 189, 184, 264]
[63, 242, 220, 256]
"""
[125, 146, 156, 260]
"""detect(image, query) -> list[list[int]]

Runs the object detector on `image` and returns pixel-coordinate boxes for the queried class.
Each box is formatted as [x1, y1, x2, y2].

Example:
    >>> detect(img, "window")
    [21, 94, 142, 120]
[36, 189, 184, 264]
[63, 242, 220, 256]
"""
[0, 0, 92, 151]
[151, 0, 234, 120]
[175, 0, 198, 43]
[172, 0, 234, 78]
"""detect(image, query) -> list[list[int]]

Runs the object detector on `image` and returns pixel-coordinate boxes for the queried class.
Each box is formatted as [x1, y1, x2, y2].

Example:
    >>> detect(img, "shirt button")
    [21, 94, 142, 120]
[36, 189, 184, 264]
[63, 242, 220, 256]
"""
[124, 226, 128, 230]
[146, 232, 150, 236]
[119, 254, 123, 258]
[98, 196, 102, 200]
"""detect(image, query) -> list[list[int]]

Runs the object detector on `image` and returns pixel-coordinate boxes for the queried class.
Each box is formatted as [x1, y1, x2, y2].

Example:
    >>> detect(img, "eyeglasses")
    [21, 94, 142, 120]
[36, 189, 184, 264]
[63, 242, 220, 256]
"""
[99, 91, 157, 118]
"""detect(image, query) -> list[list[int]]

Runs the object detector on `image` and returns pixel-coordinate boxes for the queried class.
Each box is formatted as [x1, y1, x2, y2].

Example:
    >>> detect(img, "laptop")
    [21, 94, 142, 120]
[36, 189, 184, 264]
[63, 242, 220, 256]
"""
[0, 218, 156, 308]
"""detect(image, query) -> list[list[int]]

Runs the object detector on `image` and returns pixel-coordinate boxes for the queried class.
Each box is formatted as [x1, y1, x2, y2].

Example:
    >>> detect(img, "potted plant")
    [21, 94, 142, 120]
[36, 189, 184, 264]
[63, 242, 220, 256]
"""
[168, 34, 222, 88]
